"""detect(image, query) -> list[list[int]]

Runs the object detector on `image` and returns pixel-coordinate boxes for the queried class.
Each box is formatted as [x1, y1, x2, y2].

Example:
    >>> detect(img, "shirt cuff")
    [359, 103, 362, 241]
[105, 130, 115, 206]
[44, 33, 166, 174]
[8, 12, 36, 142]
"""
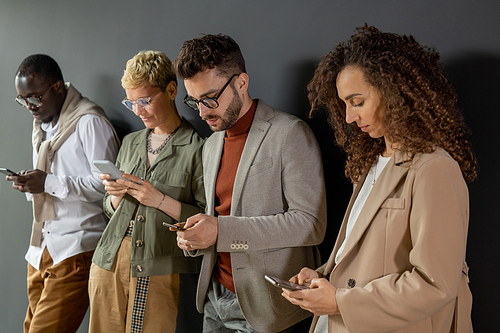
[44, 174, 69, 199]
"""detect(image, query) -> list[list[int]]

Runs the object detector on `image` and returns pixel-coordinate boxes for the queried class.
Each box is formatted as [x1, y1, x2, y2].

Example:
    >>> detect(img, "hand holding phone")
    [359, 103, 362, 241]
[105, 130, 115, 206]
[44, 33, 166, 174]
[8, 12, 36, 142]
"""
[162, 222, 186, 231]
[265, 275, 310, 291]
[0, 167, 19, 176]
[93, 160, 125, 181]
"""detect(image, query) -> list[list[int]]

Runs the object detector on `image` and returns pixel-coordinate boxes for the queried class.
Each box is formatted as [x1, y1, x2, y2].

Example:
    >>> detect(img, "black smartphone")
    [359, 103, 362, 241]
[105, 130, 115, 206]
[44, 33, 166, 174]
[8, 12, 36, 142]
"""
[0, 167, 18, 176]
[162, 222, 186, 231]
[264, 275, 309, 291]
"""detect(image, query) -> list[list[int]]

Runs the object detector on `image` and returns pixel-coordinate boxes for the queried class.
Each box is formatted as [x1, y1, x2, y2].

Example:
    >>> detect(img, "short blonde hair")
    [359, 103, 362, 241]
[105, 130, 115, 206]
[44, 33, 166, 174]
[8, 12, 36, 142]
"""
[121, 50, 176, 91]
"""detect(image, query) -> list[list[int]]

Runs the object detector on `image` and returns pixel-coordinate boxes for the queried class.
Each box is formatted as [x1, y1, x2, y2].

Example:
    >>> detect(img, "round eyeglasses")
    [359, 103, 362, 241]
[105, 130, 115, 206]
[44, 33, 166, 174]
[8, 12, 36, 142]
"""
[122, 91, 161, 111]
[15, 81, 58, 108]
[183, 74, 239, 111]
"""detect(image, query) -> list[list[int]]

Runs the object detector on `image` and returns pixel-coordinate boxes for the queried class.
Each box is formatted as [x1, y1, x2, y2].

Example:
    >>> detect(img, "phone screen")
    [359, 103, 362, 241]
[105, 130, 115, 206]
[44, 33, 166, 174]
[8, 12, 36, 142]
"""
[0, 168, 18, 176]
[93, 160, 124, 180]
[162, 222, 186, 231]
[264, 275, 309, 291]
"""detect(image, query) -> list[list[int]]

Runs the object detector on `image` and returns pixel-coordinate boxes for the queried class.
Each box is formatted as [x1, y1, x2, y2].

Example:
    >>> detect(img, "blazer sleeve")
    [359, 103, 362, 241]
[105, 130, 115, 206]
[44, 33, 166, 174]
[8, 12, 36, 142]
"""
[337, 155, 469, 332]
[216, 119, 327, 252]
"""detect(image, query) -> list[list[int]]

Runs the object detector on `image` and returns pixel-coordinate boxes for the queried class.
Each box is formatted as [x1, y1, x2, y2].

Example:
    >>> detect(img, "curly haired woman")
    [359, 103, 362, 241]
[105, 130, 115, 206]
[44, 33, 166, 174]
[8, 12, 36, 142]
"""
[282, 25, 477, 333]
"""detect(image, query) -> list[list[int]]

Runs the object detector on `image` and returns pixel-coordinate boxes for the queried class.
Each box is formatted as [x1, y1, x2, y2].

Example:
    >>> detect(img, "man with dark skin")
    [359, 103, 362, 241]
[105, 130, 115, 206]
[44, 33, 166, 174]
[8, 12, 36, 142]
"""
[7, 54, 118, 333]
[11, 72, 65, 192]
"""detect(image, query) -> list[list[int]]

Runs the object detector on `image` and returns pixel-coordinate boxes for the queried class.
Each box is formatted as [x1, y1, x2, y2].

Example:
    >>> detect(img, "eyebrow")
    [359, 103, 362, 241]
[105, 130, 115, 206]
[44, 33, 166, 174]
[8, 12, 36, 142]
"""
[18, 90, 44, 98]
[193, 87, 220, 100]
[16, 93, 29, 98]
[125, 94, 154, 101]
[344, 93, 363, 100]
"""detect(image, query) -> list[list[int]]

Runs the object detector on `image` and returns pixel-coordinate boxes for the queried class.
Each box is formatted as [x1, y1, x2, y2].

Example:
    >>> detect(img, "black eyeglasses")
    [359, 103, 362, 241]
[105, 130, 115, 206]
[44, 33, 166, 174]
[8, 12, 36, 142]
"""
[15, 81, 58, 108]
[183, 74, 239, 111]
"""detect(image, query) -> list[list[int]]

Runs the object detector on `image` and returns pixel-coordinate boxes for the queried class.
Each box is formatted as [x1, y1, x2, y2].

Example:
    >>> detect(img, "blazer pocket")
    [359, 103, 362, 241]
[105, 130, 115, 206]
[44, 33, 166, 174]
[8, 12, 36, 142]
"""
[380, 198, 405, 210]
[247, 157, 273, 177]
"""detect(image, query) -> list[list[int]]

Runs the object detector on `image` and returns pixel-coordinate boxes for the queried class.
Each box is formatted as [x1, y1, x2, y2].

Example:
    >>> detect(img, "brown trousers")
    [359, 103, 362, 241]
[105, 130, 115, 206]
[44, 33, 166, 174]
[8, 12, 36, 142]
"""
[88, 236, 180, 333]
[24, 248, 93, 333]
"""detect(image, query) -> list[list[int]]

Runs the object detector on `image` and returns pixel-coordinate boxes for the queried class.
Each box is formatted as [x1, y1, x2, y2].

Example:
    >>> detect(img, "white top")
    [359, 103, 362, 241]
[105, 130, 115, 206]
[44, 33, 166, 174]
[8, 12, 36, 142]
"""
[315, 154, 392, 333]
[25, 114, 118, 269]
[334, 155, 392, 264]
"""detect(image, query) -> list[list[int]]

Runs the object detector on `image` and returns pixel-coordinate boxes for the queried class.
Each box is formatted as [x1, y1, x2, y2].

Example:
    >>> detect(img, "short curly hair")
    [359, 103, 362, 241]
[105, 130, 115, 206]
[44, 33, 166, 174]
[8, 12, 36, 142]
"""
[308, 24, 478, 183]
[121, 50, 176, 91]
[172, 34, 246, 79]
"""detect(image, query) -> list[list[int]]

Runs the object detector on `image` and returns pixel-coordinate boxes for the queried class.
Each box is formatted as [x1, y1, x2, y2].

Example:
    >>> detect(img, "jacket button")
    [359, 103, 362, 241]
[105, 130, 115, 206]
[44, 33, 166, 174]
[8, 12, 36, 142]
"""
[135, 265, 143, 272]
[348, 278, 356, 288]
[135, 240, 143, 247]
[137, 215, 144, 222]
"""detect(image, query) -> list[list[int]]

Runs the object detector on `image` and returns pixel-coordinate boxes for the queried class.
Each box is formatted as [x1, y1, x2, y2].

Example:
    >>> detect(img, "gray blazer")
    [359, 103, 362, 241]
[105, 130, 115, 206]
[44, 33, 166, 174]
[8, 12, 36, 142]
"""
[192, 100, 327, 332]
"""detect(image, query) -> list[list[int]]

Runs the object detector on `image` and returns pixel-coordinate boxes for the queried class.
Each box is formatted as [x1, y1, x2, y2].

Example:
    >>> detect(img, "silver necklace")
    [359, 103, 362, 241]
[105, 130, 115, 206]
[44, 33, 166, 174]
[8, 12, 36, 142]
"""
[147, 129, 175, 155]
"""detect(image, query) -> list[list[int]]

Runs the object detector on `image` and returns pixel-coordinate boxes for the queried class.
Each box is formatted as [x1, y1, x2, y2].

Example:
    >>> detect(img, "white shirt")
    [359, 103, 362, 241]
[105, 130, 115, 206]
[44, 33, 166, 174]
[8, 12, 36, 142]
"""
[25, 114, 118, 269]
[334, 155, 392, 264]
[315, 155, 392, 333]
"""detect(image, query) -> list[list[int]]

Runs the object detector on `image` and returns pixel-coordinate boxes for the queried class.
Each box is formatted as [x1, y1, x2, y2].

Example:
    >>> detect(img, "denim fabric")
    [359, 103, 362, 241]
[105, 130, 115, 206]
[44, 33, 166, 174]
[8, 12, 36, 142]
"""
[203, 277, 258, 333]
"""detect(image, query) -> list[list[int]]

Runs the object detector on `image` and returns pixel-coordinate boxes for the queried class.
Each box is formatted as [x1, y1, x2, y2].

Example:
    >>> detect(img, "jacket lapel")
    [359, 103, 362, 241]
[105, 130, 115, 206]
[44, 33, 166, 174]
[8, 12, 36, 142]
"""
[140, 119, 193, 173]
[323, 179, 364, 275]
[332, 152, 410, 269]
[204, 132, 225, 216]
[149, 130, 176, 170]
[130, 130, 148, 175]
[230, 100, 272, 213]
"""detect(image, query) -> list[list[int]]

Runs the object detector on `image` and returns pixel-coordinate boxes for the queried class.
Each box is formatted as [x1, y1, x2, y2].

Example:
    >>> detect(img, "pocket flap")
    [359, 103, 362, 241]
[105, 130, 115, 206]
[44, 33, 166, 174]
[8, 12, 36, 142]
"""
[380, 198, 405, 209]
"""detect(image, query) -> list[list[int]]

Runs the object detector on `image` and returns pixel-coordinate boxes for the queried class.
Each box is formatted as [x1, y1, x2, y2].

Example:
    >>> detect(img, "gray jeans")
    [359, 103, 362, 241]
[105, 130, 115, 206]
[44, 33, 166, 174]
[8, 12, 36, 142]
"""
[203, 277, 258, 333]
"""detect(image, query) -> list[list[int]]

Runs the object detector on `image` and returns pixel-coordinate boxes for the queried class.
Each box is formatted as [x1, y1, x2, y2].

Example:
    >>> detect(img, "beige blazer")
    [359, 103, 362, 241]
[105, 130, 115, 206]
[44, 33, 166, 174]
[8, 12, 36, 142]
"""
[312, 148, 473, 333]
[191, 100, 327, 333]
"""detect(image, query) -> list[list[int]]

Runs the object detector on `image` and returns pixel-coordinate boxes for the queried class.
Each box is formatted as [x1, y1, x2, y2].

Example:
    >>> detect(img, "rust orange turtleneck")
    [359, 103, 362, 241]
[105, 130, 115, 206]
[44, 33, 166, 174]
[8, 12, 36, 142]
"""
[213, 100, 257, 293]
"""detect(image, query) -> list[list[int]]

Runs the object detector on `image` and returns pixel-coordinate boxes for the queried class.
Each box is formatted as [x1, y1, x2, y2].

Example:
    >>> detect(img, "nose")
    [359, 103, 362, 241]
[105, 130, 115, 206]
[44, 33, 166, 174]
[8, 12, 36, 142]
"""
[345, 106, 359, 124]
[198, 103, 210, 118]
[132, 104, 144, 115]
[27, 102, 38, 111]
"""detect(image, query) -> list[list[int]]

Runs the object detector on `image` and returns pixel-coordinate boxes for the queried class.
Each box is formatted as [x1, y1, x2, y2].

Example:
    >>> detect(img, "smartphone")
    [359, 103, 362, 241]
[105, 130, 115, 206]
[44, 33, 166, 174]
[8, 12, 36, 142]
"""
[93, 160, 125, 181]
[0, 167, 18, 176]
[264, 275, 309, 291]
[162, 222, 186, 231]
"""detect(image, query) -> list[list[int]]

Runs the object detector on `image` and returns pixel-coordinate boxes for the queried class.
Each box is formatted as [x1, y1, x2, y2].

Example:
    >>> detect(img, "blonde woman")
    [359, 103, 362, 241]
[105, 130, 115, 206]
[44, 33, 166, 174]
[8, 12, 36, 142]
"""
[88, 51, 205, 332]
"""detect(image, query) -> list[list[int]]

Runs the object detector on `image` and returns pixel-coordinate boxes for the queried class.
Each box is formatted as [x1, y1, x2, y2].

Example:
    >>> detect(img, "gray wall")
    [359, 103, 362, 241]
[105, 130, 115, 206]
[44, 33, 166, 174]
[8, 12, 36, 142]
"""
[1, 1, 499, 332]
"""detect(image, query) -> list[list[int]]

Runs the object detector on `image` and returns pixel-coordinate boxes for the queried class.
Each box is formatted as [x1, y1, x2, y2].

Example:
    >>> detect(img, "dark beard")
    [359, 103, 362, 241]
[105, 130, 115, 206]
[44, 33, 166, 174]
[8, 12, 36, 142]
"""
[212, 86, 243, 131]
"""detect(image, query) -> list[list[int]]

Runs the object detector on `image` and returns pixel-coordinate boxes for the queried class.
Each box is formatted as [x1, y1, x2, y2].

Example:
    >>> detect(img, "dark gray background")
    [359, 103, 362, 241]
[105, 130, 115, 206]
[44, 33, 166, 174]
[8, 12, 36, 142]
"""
[1, 1, 499, 332]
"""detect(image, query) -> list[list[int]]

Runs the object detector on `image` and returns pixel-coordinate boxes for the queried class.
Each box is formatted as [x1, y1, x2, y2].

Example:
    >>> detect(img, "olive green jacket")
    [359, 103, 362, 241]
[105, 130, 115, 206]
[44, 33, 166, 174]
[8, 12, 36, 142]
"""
[92, 118, 205, 277]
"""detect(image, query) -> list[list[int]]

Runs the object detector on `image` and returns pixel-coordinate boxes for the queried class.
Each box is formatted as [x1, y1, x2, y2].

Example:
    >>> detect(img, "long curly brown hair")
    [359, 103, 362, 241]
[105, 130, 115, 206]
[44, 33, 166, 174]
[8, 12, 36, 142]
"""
[308, 25, 478, 183]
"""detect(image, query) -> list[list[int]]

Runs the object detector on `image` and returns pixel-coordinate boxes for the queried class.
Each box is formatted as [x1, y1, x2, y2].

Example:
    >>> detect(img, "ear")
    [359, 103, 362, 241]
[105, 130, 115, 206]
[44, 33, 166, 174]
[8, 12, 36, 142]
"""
[166, 81, 177, 100]
[53, 79, 64, 93]
[234, 73, 249, 94]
